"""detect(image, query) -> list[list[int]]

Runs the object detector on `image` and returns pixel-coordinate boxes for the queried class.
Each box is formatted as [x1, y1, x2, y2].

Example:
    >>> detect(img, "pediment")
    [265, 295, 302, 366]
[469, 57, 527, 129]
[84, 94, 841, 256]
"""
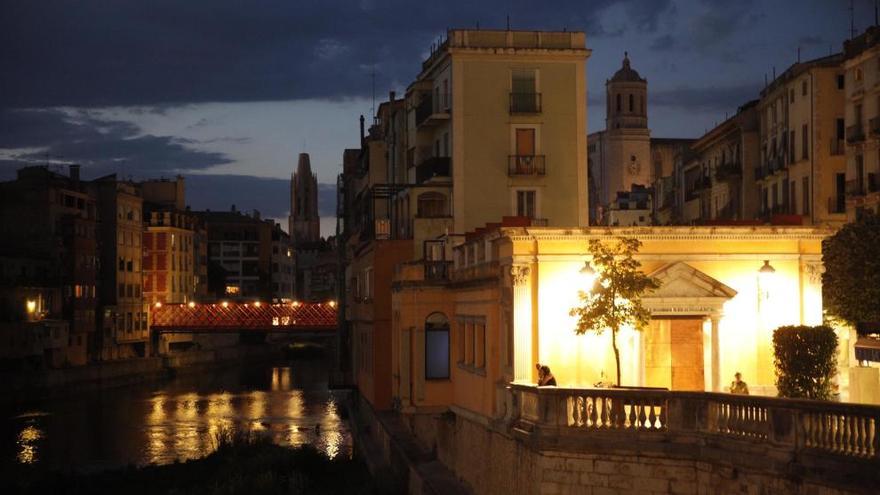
[647, 262, 737, 299]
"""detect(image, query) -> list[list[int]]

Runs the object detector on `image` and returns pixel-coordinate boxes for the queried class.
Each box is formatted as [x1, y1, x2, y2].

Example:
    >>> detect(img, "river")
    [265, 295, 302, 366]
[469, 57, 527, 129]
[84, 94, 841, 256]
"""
[0, 358, 353, 472]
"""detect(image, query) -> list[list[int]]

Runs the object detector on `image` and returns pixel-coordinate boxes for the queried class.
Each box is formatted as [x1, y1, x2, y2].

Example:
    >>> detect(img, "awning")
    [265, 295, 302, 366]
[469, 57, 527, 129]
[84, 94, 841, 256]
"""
[855, 337, 880, 363]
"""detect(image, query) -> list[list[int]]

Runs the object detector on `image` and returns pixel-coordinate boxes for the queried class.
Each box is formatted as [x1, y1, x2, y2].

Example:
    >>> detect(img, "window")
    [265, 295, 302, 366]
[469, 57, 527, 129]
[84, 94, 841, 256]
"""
[789, 130, 795, 163]
[364, 267, 373, 300]
[802, 177, 810, 215]
[118, 283, 125, 298]
[789, 89, 795, 103]
[474, 321, 486, 369]
[802, 124, 809, 160]
[425, 313, 450, 379]
[516, 190, 536, 218]
[856, 68, 864, 82]
[417, 192, 447, 218]
[837, 74, 845, 90]
[616, 93, 621, 112]
[628, 94, 634, 112]
[790, 180, 797, 214]
[511, 68, 538, 112]
[801, 80, 808, 96]
[443, 132, 449, 157]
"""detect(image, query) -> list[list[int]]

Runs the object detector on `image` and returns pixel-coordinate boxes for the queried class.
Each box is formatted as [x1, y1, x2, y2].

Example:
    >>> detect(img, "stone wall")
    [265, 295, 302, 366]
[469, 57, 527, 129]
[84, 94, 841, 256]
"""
[428, 410, 872, 495]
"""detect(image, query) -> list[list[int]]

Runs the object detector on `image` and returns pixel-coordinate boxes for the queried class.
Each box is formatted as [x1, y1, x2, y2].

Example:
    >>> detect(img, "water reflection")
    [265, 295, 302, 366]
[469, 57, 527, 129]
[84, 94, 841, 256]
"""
[4, 361, 353, 470]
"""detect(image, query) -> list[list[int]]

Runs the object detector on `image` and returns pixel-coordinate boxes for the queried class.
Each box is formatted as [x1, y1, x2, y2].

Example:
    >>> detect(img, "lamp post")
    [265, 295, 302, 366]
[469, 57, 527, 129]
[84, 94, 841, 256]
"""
[580, 260, 597, 291]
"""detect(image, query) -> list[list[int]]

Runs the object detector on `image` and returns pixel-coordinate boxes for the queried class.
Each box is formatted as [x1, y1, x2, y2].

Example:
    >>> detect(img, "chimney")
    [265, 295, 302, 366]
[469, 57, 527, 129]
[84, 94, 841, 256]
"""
[253, 210, 261, 220]
[389, 91, 396, 102]
[359, 115, 365, 146]
[231, 204, 236, 212]
[69, 164, 81, 184]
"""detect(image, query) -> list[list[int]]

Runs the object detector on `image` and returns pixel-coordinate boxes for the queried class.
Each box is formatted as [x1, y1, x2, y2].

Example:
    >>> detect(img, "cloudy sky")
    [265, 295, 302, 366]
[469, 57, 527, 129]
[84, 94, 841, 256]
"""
[0, 0, 867, 235]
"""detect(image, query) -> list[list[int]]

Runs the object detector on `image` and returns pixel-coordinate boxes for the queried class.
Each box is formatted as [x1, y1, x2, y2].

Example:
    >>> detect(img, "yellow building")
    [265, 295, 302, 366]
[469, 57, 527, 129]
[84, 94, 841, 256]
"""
[755, 54, 846, 226]
[414, 29, 590, 233]
[843, 26, 880, 219]
[390, 225, 866, 419]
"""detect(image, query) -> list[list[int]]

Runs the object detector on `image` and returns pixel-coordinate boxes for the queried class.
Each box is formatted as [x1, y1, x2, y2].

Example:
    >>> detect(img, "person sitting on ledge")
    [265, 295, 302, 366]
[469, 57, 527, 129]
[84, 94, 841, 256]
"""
[539, 365, 557, 386]
[729, 372, 749, 395]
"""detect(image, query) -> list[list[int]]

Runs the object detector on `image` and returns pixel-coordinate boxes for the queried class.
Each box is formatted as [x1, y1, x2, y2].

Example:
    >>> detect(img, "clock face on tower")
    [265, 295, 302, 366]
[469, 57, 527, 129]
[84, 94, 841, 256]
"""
[628, 155, 640, 175]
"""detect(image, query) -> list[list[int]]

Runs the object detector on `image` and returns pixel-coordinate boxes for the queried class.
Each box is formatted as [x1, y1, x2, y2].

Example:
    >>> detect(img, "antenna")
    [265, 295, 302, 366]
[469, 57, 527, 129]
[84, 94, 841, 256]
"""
[850, 0, 856, 39]
[797, 46, 801, 63]
[371, 69, 376, 118]
[506, 14, 510, 30]
[876, 0, 879, 25]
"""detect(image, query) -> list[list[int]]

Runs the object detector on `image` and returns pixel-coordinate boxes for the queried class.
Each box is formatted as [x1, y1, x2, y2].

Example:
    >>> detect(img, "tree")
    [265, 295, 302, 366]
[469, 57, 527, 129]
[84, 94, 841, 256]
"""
[773, 325, 838, 400]
[569, 237, 659, 386]
[822, 211, 880, 328]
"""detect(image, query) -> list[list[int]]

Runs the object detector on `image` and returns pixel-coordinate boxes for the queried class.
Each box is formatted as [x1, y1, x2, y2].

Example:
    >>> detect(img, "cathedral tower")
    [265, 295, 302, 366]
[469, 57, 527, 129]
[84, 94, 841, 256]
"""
[289, 153, 320, 243]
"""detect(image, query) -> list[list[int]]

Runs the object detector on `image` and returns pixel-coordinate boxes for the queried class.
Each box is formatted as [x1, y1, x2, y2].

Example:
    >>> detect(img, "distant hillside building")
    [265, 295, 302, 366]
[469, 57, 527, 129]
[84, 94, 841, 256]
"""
[289, 153, 320, 243]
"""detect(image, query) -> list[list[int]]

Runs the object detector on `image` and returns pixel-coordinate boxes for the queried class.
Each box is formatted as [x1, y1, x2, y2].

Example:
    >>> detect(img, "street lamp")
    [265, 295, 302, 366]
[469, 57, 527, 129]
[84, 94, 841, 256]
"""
[580, 261, 597, 291]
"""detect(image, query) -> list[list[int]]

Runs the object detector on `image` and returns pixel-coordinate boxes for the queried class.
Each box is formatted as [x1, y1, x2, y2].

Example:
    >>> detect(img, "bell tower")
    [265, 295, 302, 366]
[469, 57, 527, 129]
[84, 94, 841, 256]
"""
[606, 52, 648, 131]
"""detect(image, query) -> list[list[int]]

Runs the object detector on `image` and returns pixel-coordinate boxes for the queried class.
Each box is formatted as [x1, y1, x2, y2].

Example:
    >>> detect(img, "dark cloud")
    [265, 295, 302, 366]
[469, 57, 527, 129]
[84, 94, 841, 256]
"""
[651, 83, 762, 112]
[0, 109, 233, 178]
[650, 34, 676, 51]
[1, 0, 674, 109]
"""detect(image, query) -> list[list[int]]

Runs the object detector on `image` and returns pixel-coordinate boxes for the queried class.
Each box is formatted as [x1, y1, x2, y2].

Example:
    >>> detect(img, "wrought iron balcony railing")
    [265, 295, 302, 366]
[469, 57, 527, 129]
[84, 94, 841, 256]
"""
[508, 155, 546, 176]
[509, 92, 542, 113]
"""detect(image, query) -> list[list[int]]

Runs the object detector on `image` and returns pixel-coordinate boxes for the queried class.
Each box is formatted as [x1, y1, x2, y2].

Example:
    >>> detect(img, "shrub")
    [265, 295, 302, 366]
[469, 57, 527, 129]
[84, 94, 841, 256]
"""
[772, 325, 838, 400]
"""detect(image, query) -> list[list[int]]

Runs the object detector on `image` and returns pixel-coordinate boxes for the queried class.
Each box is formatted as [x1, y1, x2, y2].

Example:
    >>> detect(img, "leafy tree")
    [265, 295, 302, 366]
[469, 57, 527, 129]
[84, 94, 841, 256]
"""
[822, 211, 880, 328]
[569, 237, 659, 386]
[772, 325, 838, 400]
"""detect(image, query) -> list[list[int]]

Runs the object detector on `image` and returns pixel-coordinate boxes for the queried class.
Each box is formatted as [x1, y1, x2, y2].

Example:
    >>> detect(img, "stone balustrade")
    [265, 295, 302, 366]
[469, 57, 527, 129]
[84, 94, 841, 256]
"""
[510, 384, 880, 465]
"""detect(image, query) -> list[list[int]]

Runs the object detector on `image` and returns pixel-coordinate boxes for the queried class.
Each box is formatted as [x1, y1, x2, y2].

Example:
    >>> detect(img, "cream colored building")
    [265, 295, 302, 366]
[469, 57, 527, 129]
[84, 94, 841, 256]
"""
[678, 100, 761, 224]
[390, 226, 875, 420]
[411, 29, 590, 233]
[755, 54, 846, 226]
[843, 26, 880, 220]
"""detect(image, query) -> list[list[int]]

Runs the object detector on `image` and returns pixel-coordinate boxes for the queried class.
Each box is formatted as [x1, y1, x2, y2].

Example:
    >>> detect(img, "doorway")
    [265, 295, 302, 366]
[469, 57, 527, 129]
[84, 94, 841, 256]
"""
[644, 317, 705, 391]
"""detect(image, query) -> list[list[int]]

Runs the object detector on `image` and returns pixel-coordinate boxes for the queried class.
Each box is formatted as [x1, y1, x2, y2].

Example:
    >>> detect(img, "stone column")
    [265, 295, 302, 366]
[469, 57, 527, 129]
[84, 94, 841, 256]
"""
[711, 315, 721, 392]
[511, 264, 533, 383]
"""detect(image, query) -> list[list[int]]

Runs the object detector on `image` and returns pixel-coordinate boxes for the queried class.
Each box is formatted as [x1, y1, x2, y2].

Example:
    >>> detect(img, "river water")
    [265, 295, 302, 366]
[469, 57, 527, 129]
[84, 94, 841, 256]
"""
[0, 359, 353, 472]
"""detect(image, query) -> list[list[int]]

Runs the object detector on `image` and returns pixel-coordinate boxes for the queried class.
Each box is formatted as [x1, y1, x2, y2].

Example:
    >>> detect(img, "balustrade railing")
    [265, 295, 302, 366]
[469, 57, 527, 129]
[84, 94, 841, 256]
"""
[510, 384, 880, 461]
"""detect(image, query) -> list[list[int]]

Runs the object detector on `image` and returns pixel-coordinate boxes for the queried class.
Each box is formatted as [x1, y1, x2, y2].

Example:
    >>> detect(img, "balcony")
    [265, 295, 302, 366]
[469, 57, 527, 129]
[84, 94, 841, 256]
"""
[830, 138, 845, 156]
[828, 196, 846, 214]
[714, 161, 741, 181]
[508, 155, 546, 176]
[847, 125, 865, 144]
[509, 92, 542, 114]
[846, 179, 865, 197]
[415, 156, 451, 183]
[415, 93, 450, 128]
[871, 116, 880, 136]
[509, 384, 880, 486]
[424, 260, 452, 281]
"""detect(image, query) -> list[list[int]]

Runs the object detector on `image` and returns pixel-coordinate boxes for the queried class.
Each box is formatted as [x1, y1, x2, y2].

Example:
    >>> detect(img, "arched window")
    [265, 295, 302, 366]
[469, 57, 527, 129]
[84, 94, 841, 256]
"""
[417, 192, 447, 218]
[615, 93, 621, 112]
[425, 312, 450, 379]
[629, 94, 634, 112]
[640, 95, 644, 114]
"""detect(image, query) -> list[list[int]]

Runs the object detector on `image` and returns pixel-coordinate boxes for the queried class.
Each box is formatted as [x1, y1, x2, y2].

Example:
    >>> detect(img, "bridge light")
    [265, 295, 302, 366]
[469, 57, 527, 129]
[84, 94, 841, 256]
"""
[328, 300, 337, 308]
[187, 301, 196, 308]
[221, 301, 229, 308]
[154, 302, 162, 308]
[254, 301, 261, 308]
[26, 300, 37, 314]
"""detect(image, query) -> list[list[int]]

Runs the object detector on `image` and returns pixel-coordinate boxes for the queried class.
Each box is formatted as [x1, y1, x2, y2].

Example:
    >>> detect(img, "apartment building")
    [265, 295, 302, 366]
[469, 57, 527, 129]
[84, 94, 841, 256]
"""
[0, 165, 98, 365]
[677, 101, 761, 224]
[197, 207, 273, 301]
[843, 26, 880, 220]
[92, 175, 149, 359]
[755, 54, 846, 226]
[271, 224, 295, 301]
[339, 29, 590, 412]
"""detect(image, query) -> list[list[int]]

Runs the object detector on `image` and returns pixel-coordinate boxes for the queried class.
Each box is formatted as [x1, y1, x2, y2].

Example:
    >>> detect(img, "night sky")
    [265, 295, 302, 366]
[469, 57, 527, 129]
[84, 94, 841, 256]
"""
[0, 0, 867, 235]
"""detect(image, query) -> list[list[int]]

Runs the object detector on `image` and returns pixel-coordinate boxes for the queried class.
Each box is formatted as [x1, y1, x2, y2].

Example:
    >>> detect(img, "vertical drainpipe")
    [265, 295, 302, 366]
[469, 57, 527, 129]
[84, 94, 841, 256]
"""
[811, 71, 816, 225]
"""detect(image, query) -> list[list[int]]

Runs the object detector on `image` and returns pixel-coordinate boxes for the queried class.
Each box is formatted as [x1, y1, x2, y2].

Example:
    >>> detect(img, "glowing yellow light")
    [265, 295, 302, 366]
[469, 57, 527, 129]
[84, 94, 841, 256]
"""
[579, 261, 597, 292]
[291, 301, 300, 307]
[221, 301, 229, 308]
[254, 301, 261, 307]
[25, 300, 37, 314]
[154, 301, 162, 308]
[187, 301, 196, 308]
[328, 300, 337, 308]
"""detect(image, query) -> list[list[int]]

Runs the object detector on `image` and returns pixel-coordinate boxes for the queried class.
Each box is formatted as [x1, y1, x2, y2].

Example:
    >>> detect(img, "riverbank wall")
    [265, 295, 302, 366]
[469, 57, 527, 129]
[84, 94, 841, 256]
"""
[1, 344, 283, 404]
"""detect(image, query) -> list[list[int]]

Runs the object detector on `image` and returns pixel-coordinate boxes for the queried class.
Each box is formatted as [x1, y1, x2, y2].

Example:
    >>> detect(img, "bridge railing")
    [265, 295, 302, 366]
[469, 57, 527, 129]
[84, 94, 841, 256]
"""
[510, 384, 880, 461]
[150, 302, 337, 331]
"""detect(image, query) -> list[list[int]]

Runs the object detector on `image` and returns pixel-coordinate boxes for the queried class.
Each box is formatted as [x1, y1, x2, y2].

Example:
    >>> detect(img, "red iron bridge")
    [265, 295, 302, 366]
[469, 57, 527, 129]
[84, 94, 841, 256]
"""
[150, 301, 338, 334]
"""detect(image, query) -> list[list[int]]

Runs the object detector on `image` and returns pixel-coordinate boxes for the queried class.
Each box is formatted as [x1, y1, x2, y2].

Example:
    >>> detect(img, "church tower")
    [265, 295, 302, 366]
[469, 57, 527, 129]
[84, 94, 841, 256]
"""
[606, 52, 648, 131]
[597, 53, 652, 209]
[289, 153, 320, 243]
